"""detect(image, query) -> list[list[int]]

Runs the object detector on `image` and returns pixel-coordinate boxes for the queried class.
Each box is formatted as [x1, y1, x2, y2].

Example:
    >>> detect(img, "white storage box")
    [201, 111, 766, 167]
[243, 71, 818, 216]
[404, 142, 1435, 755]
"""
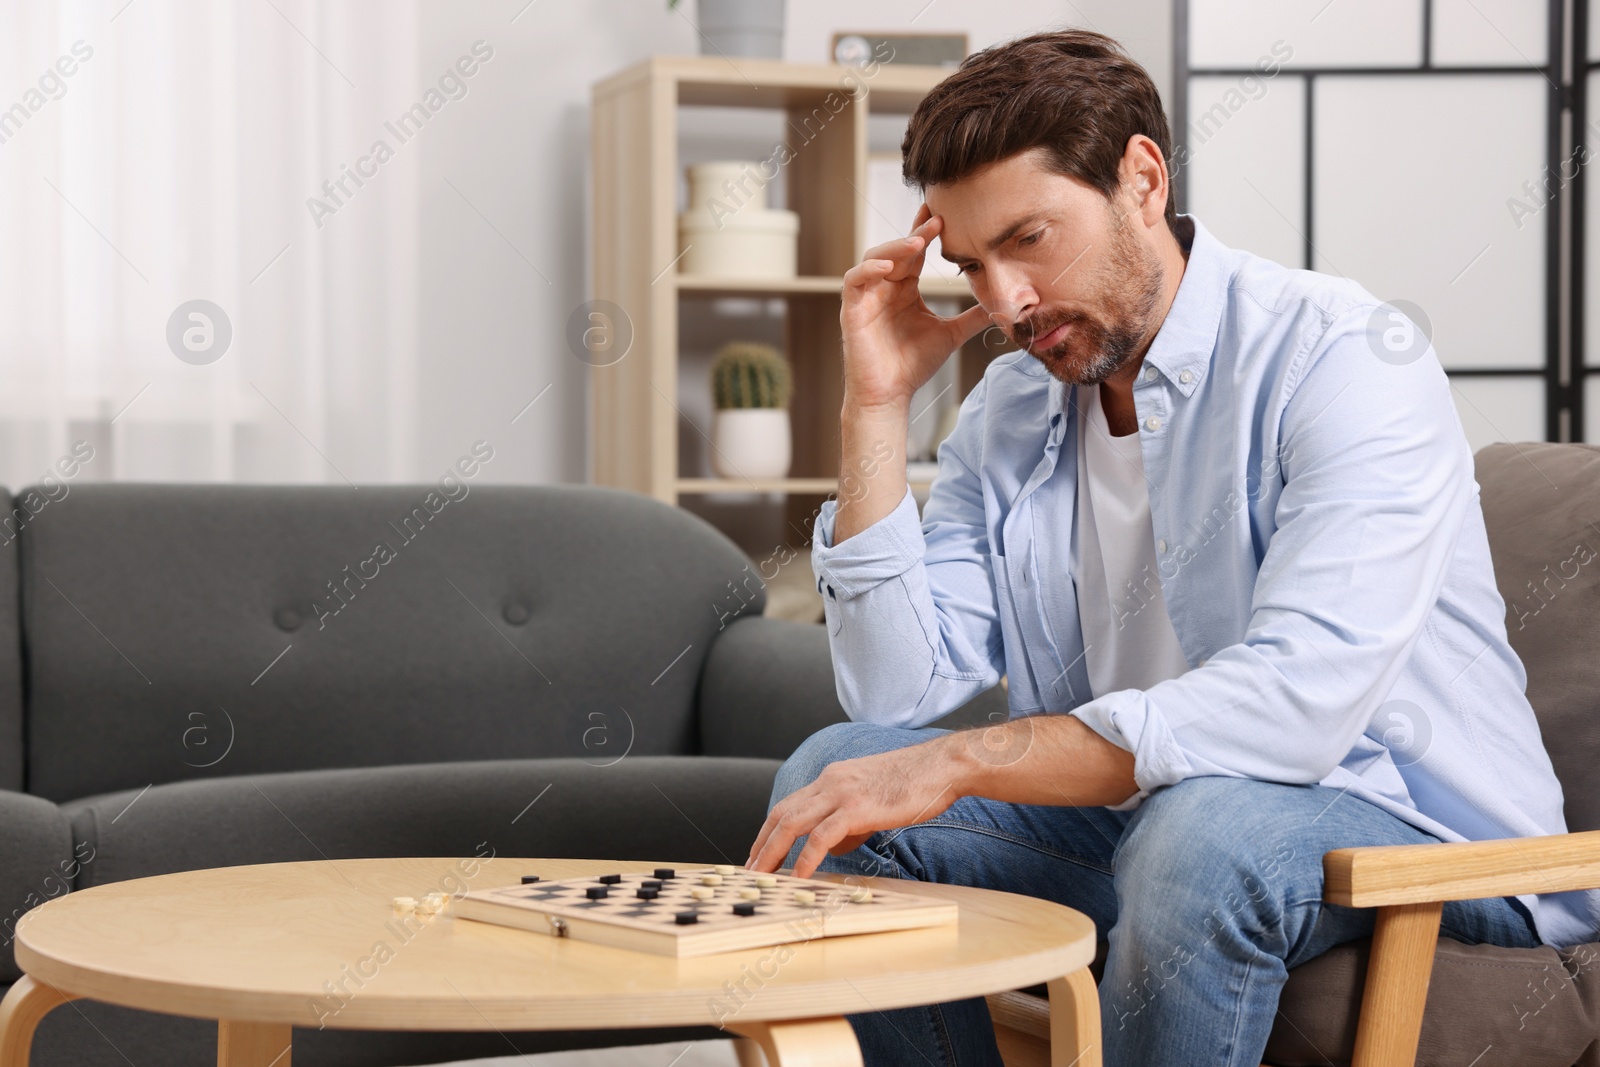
[679, 159, 799, 278]
[678, 206, 799, 278]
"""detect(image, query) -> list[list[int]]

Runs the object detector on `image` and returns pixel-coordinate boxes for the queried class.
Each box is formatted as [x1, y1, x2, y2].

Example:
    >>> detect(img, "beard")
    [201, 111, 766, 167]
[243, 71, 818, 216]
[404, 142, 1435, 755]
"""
[1017, 210, 1166, 386]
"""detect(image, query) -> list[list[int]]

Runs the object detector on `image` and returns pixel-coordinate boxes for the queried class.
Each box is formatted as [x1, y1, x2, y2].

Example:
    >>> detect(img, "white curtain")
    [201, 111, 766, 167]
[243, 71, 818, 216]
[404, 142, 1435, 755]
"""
[0, 0, 420, 488]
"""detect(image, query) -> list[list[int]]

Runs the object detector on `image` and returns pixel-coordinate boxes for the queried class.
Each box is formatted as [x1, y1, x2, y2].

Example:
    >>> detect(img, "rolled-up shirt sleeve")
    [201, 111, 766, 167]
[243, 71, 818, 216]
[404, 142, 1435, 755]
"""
[812, 378, 1005, 727]
[1069, 308, 1475, 805]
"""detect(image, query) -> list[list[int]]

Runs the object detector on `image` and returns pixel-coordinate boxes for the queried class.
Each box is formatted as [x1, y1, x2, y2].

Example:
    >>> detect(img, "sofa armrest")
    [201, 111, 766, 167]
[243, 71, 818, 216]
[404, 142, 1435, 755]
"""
[0, 790, 78, 983]
[696, 615, 1013, 761]
[696, 616, 850, 760]
[1323, 829, 1600, 907]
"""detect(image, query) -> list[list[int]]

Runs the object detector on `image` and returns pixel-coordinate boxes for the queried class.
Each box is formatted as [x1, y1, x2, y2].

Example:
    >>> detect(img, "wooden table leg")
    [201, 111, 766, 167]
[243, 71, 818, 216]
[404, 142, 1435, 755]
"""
[217, 1020, 292, 1067]
[728, 1016, 862, 1067]
[1047, 968, 1101, 1067]
[0, 974, 80, 1067]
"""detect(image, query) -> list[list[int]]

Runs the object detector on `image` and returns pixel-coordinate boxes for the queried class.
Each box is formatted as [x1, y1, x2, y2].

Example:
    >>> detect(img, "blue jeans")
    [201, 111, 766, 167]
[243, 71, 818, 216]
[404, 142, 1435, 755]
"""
[769, 722, 1543, 1067]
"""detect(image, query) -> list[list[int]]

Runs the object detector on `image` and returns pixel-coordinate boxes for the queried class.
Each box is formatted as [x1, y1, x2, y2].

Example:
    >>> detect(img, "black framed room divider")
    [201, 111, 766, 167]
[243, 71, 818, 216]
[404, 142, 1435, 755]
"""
[1173, 0, 1593, 443]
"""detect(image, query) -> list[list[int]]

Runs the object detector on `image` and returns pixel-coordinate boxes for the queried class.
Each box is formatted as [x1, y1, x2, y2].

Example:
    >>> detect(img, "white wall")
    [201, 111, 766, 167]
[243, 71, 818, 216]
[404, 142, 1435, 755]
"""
[413, 0, 1174, 488]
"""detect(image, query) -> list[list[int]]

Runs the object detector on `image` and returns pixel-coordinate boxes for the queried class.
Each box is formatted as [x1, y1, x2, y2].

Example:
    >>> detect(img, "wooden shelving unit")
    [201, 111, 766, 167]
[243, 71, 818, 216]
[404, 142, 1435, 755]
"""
[588, 54, 1008, 534]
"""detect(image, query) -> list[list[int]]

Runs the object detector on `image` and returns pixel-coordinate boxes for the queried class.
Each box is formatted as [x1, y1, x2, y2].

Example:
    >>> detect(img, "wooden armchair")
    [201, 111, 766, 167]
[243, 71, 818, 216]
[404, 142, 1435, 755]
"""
[1320, 829, 1600, 1067]
[982, 831, 1600, 1067]
[986, 443, 1600, 1067]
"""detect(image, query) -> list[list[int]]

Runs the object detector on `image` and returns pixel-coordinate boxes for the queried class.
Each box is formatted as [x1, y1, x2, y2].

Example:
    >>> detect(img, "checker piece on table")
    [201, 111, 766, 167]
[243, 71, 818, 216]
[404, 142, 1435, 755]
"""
[453, 864, 958, 958]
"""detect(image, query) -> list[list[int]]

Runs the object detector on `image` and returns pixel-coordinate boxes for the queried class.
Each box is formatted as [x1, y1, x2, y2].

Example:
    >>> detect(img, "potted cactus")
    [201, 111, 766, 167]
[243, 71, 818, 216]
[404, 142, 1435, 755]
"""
[709, 341, 792, 479]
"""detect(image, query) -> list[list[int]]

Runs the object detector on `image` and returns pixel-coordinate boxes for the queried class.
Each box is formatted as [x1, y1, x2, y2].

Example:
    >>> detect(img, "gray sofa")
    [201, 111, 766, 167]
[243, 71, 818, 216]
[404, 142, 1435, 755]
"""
[0, 482, 999, 1066]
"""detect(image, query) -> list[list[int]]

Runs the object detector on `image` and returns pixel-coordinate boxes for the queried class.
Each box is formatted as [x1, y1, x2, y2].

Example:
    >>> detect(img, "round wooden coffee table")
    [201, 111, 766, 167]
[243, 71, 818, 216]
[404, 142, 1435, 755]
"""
[0, 857, 1099, 1066]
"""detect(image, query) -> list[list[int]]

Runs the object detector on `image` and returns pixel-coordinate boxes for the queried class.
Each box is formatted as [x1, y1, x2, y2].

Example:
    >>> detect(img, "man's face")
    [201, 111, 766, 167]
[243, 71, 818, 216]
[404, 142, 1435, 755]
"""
[927, 146, 1167, 385]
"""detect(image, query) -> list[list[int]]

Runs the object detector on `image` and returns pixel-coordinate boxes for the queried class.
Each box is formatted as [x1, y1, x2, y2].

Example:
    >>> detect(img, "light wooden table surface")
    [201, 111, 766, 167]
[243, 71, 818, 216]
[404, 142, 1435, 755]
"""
[0, 856, 1100, 1067]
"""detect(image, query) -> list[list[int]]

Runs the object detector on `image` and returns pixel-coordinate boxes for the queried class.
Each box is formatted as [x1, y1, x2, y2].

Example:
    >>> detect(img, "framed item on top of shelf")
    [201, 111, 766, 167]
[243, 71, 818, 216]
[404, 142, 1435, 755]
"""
[831, 32, 968, 69]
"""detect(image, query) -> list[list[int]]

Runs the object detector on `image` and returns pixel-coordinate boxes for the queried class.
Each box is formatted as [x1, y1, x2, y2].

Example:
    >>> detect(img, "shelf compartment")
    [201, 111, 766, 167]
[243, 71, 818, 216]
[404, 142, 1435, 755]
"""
[675, 274, 975, 299]
[593, 55, 957, 111]
[678, 477, 935, 495]
[592, 53, 985, 513]
[676, 274, 844, 295]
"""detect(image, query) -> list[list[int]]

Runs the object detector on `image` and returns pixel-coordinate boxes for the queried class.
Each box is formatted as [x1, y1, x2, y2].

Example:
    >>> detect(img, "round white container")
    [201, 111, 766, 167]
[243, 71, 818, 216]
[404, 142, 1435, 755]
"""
[686, 161, 767, 211]
[679, 207, 798, 278]
[711, 408, 792, 479]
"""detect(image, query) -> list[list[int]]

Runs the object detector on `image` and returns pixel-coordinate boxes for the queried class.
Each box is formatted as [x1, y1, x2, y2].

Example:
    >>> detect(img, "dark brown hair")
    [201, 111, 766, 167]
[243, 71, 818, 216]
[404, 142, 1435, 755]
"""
[901, 29, 1176, 232]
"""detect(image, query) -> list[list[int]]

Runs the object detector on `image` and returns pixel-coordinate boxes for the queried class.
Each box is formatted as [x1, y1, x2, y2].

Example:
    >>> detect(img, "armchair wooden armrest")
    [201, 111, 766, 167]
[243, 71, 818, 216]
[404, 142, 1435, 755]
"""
[1321, 829, 1600, 1067]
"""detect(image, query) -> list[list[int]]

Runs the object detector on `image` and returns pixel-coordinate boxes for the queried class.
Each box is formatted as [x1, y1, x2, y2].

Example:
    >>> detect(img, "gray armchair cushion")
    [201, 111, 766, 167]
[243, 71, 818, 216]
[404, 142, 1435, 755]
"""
[1475, 442, 1600, 832]
[19, 484, 755, 803]
[1036, 933, 1600, 1067]
[0, 790, 75, 983]
[1267, 935, 1600, 1067]
[60, 756, 779, 888]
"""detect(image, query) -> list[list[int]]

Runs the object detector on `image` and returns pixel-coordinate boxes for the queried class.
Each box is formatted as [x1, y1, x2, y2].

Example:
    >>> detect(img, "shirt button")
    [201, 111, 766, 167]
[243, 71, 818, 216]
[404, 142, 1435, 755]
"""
[1143, 367, 1156, 382]
[827, 585, 836, 599]
[1157, 538, 1167, 553]
[1144, 416, 1162, 431]
[1179, 369, 1193, 384]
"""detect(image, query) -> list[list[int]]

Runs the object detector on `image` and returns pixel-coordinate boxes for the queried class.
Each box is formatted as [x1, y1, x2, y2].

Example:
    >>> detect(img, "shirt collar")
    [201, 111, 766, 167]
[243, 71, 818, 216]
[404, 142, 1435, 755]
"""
[1044, 212, 1227, 423]
[1139, 213, 1225, 399]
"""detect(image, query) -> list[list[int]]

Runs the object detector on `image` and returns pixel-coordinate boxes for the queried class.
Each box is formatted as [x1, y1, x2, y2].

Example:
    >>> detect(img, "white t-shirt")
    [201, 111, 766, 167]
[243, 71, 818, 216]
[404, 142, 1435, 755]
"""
[1070, 382, 1191, 700]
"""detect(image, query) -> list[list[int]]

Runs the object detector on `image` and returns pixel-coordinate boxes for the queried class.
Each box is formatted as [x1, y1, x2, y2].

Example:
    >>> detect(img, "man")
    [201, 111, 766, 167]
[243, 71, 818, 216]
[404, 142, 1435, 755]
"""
[743, 27, 1599, 1067]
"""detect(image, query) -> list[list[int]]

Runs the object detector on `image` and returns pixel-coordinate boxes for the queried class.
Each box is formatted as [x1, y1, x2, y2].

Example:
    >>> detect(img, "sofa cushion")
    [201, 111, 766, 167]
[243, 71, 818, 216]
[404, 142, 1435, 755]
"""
[1475, 442, 1600, 832]
[22, 754, 775, 1066]
[18, 483, 758, 802]
[24, 996, 732, 1067]
[19, 754, 778, 1067]
[59, 755, 780, 889]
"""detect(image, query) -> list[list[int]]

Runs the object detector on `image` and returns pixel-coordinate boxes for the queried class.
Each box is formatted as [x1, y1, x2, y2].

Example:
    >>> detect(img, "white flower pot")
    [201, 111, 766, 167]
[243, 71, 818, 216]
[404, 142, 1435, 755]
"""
[711, 408, 791, 479]
[696, 0, 786, 58]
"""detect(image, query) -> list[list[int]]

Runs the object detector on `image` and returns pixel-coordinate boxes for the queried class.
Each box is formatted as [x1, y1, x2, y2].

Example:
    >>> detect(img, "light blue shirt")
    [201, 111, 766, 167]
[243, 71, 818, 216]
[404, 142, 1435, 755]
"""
[810, 214, 1598, 949]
